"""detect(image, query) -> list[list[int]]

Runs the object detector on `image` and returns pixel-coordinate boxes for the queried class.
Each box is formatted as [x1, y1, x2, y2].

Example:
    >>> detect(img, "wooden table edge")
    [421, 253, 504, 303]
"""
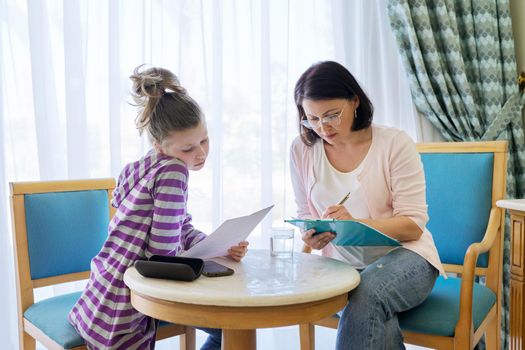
[130, 290, 349, 329]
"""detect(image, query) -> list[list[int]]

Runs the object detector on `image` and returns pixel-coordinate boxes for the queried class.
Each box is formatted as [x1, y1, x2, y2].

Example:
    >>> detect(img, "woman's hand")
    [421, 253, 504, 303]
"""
[227, 241, 249, 261]
[302, 229, 335, 250]
[322, 205, 354, 220]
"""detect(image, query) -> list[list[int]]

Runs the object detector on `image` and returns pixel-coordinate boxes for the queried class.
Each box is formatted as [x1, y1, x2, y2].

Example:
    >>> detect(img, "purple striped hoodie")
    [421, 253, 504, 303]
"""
[68, 150, 206, 350]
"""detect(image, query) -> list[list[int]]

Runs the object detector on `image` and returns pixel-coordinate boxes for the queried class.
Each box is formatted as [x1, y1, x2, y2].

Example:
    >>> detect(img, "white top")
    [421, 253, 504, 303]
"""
[311, 141, 396, 269]
[310, 141, 367, 216]
[496, 199, 525, 212]
[289, 126, 444, 275]
[124, 250, 359, 307]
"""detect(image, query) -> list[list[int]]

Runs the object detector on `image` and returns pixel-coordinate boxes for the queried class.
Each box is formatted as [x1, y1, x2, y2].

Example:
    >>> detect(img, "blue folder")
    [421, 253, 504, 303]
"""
[284, 219, 400, 247]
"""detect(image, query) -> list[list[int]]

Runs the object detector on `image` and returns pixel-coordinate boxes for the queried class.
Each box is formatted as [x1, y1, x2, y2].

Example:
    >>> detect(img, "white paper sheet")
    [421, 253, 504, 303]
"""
[181, 205, 274, 259]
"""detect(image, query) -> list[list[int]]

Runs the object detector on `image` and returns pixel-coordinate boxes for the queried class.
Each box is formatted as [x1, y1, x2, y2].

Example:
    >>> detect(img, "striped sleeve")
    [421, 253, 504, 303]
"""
[148, 162, 189, 256]
[180, 213, 207, 250]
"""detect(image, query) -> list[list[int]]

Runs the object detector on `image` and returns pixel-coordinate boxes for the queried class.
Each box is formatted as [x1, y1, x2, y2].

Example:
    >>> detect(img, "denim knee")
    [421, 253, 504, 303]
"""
[336, 248, 437, 350]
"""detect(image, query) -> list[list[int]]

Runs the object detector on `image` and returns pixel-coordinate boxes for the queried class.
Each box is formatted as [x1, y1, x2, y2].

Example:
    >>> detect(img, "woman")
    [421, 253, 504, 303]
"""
[290, 61, 443, 349]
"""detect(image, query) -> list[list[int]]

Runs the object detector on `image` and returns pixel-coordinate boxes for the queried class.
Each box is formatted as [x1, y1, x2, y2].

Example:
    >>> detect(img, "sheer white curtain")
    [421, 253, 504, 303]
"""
[0, 1, 420, 349]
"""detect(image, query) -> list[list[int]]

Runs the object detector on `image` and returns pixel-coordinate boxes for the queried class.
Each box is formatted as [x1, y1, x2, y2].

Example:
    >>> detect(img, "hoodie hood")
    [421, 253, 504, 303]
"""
[112, 149, 171, 208]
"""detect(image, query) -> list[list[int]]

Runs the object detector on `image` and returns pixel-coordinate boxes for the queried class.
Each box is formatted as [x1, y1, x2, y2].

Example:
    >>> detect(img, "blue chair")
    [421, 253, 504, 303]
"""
[299, 141, 508, 350]
[10, 179, 195, 350]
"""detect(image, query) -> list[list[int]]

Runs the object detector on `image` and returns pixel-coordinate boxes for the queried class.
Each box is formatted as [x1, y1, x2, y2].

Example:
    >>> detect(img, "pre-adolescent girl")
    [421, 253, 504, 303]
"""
[68, 66, 248, 350]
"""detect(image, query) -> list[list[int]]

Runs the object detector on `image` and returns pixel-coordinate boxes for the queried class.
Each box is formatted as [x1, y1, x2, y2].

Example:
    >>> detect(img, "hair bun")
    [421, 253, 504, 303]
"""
[130, 65, 188, 134]
[130, 65, 186, 103]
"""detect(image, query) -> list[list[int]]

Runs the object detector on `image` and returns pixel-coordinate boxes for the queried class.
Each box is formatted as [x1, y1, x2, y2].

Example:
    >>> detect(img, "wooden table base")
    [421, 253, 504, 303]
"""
[130, 291, 349, 350]
[222, 329, 256, 350]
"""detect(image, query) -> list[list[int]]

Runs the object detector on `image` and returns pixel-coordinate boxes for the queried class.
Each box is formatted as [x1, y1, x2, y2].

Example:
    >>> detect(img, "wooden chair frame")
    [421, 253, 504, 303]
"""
[10, 178, 195, 350]
[299, 141, 508, 350]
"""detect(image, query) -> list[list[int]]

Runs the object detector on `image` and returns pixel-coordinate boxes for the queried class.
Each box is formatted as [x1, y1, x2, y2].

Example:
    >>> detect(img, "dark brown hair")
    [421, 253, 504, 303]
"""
[130, 65, 202, 144]
[294, 61, 373, 146]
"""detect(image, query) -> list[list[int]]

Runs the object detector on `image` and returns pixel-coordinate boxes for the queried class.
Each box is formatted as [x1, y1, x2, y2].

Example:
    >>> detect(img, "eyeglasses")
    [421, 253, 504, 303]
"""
[301, 104, 346, 130]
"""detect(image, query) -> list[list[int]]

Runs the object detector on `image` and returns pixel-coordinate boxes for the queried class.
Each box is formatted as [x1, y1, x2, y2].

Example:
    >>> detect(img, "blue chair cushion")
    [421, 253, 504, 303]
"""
[420, 153, 493, 267]
[399, 276, 496, 336]
[25, 190, 110, 279]
[23, 292, 84, 349]
[24, 292, 180, 348]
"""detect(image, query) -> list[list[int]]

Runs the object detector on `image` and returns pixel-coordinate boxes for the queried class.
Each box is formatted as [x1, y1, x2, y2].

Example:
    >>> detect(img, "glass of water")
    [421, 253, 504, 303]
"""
[270, 227, 294, 258]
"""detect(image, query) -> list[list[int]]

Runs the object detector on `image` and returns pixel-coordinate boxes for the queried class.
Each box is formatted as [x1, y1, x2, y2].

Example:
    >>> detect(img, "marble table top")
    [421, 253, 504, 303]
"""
[496, 199, 525, 212]
[124, 249, 360, 307]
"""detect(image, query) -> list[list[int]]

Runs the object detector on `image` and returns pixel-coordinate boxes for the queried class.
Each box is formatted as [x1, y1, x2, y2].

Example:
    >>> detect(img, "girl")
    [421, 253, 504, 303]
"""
[69, 66, 248, 350]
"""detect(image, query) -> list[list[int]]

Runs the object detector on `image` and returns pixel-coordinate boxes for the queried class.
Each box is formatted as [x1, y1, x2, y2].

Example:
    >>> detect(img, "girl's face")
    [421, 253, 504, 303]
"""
[302, 98, 359, 144]
[156, 121, 209, 171]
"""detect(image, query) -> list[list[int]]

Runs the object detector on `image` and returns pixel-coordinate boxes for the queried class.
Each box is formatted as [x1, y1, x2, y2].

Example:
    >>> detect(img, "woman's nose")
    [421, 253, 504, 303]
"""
[318, 121, 331, 132]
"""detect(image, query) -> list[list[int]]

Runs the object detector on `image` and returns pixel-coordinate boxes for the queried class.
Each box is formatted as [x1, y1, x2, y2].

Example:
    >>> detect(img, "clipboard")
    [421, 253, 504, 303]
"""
[284, 219, 400, 247]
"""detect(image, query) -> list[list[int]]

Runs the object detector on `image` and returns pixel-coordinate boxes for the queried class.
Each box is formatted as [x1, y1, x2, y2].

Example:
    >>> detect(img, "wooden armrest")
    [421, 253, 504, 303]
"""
[455, 208, 502, 339]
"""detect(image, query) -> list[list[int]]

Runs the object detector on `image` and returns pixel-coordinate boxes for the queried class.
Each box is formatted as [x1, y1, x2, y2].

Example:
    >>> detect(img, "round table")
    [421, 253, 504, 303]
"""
[124, 249, 360, 350]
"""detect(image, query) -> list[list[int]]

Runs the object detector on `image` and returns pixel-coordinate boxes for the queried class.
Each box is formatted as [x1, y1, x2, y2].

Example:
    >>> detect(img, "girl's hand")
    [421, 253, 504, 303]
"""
[302, 229, 335, 250]
[322, 205, 354, 220]
[227, 241, 249, 261]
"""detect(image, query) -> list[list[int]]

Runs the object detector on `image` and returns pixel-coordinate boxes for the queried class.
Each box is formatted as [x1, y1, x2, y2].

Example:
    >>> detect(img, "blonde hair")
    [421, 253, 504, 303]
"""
[130, 65, 203, 144]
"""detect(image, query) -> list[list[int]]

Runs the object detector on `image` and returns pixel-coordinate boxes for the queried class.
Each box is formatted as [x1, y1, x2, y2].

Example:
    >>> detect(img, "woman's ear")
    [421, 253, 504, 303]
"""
[353, 96, 360, 109]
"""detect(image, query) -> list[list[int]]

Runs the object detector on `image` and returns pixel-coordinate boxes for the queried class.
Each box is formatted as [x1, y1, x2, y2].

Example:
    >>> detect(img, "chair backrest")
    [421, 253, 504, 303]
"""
[417, 142, 507, 276]
[10, 179, 115, 309]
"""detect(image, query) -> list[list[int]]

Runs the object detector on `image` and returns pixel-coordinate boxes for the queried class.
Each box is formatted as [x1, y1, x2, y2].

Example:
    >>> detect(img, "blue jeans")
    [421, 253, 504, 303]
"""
[198, 327, 222, 350]
[336, 248, 438, 350]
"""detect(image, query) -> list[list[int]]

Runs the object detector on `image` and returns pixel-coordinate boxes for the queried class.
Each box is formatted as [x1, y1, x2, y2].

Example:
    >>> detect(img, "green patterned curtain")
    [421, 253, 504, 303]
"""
[387, 0, 525, 348]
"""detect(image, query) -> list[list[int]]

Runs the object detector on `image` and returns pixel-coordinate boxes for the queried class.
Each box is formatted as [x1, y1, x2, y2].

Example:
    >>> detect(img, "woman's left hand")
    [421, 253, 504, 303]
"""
[322, 205, 354, 220]
[227, 241, 249, 261]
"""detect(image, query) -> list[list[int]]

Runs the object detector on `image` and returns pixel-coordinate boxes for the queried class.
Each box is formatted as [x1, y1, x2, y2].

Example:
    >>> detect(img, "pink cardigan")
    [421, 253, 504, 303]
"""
[290, 124, 444, 275]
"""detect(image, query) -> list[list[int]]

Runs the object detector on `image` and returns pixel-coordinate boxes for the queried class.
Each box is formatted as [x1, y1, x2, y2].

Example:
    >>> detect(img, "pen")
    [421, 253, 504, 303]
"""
[337, 191, 351, 205]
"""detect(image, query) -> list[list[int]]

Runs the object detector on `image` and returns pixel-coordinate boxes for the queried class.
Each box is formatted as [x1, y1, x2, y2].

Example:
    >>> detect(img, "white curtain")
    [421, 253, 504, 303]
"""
[0, 1, 421, 349]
